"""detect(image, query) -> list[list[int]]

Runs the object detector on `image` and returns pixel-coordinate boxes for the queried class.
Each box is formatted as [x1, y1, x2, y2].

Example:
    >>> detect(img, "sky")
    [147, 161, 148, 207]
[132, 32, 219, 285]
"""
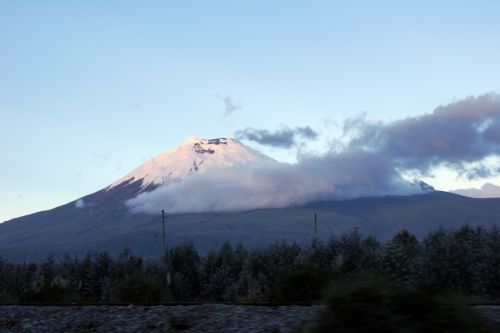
[1, 1, 500, 222]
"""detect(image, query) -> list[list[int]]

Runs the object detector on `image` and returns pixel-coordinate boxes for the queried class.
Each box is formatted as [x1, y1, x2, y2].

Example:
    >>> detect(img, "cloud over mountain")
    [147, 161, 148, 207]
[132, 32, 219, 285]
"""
[345, 93, 500, 174]
[128, 93, 500, 214]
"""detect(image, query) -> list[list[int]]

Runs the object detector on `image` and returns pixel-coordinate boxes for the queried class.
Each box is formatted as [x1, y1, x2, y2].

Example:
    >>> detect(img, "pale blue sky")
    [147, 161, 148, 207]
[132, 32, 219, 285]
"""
[1, 1, 500, 221]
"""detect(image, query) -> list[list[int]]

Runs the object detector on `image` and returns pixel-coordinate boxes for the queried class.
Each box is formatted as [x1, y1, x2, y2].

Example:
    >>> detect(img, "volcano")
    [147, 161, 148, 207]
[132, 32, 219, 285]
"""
[1, 137, 500, 261]
[109, 136, 277, 192]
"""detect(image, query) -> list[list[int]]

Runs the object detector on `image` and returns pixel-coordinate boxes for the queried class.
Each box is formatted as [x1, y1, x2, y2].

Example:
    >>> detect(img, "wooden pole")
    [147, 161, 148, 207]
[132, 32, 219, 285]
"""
[161, 209, 166, 255]
[314, 213, 317, 238]
[161, 209, 170, 285]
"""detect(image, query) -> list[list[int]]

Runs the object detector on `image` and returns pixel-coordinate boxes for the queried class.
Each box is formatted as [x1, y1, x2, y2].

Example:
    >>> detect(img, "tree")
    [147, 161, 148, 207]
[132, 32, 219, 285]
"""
[383, 230, 419, 287]
[337, 228, 381, 276]
[168, 242, 202, 300]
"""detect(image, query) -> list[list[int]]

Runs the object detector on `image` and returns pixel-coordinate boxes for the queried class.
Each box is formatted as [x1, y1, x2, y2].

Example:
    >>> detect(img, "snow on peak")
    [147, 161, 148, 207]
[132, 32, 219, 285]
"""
[108, 137, 276, 190]
[408, 180, 436, 194]
[419, 181, 436, 193]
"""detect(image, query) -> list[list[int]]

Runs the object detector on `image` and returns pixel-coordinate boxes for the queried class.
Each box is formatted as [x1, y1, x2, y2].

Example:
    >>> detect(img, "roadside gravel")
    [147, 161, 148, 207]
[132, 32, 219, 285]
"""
[0, 304, 324, 333]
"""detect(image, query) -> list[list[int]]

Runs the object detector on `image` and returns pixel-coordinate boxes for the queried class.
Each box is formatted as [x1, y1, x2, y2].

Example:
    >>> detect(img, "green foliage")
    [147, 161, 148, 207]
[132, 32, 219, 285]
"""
[418, 225, 490, 293]
[2, 225, 500, 305]
[476, 226, 500, 296]
[337, 228, 382, 275]
[168, 242, 202, 300]
[201, 242, 248, 301]
[383, 230, 419, 287]
[298, 238, 337, 269]
[270, 265, 336, 302]
[314, 277, 492, 333]
[0, 289, 14, 303]
[246, 242, 302, 299]
[19, 283, 76, 303]
[114, 273, 167, 303]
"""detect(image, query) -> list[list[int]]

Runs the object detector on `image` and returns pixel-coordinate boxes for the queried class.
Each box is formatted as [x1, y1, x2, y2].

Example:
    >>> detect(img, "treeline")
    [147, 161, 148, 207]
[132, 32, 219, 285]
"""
[1, 225, 500, 303]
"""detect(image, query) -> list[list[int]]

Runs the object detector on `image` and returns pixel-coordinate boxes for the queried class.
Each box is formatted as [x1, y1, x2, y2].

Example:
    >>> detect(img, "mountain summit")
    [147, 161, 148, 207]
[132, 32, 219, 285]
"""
[109, 137, 276, 191]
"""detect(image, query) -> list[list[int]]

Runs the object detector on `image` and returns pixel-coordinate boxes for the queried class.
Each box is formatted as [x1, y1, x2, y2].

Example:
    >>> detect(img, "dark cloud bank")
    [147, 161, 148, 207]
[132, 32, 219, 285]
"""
[235, 126, 319, 148]
[129, 93, 500, 214]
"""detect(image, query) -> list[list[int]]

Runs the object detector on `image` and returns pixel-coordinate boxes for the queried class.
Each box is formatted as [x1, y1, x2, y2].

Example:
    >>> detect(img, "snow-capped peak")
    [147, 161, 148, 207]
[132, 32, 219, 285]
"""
[108, 137, 277, 190]
[419, 181, 436, 193]
[409, 180, 436, 193]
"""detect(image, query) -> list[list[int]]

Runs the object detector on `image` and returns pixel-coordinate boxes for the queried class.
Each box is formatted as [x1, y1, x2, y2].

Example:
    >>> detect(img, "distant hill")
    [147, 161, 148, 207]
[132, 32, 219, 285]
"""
[1, 187, 499, 261]
[452, 182, 500, 198]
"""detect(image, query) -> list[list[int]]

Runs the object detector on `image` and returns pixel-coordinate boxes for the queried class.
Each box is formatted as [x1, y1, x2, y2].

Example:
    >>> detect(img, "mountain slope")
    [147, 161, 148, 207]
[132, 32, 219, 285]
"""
[2, 189, 500, 261]
[0, 136, 280, 260]
[2, 137, 500, 261]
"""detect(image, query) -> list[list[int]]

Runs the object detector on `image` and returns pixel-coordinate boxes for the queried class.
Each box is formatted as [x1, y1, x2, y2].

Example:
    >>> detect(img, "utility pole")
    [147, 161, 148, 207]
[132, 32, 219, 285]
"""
[161, 209, 166, 255]
[314, 213, 317, 238]
[161, 209, 171, 286]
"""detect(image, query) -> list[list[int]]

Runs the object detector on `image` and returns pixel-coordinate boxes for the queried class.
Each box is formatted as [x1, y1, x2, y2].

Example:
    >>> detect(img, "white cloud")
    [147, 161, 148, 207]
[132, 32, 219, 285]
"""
[128, 93, 500, 214]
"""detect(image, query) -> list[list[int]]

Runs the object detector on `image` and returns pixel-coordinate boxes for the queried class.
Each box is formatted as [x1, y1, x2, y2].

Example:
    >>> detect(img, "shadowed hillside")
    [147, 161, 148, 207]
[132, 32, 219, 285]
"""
[1, 188, 500, 261]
